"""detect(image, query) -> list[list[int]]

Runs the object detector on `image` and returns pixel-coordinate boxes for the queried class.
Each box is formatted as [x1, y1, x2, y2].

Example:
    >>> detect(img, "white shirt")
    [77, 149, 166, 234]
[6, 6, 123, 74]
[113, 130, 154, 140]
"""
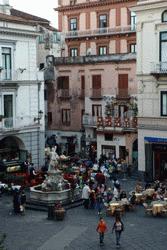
[82, 185, 90, 199]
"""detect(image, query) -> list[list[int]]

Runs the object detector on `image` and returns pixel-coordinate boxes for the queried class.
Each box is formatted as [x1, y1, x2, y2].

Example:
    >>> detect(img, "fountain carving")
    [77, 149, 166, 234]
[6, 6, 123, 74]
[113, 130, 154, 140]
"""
[30, 146, 80, 205]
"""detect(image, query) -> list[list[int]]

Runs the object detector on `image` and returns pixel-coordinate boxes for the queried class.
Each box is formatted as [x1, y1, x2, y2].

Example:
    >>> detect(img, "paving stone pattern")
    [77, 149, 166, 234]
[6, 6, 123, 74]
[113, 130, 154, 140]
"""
[0, 179, 167, 250]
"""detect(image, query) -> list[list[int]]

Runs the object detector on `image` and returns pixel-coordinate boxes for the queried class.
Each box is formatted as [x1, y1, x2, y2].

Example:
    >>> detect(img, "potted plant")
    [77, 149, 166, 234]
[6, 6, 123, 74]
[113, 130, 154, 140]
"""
[54, 202, 66, 221]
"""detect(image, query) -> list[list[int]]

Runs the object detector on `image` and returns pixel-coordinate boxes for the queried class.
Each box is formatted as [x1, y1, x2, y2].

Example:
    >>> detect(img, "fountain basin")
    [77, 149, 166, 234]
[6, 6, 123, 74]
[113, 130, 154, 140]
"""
[30, 185, 81, 205]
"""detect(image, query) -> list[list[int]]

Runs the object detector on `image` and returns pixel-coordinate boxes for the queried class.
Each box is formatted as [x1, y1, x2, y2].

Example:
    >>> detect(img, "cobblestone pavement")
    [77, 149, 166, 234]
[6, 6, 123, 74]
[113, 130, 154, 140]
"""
[0, 179, 167, 250]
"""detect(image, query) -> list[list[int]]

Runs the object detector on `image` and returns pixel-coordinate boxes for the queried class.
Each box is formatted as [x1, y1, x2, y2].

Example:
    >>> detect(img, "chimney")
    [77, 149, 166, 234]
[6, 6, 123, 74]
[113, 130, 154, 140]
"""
[0, 0, 11, 15]
[3, 0, 9, 5]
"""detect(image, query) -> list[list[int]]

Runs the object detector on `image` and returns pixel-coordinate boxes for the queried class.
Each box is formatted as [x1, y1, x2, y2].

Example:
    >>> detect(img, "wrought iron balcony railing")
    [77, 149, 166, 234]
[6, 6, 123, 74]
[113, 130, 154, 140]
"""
[64, 25, 136, 39]
[0, 116, 38, 131]
[82, 114, 137, 130]
[151, 62, 167, 76]
[90, 88, 103, 99]
[54, 53, 136, 65]
[57, 89, 71, 99]
[97, 116, 137, 130]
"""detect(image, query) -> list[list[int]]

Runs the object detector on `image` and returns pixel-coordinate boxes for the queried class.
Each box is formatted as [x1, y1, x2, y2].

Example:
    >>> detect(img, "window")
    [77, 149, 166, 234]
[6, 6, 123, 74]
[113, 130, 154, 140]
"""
[130, 12, 136, 30]
[160, 32, 167, 65]
[62, 109, 71, 125]
[70, 48, 78, 57]
[162, 10, 167, 22]
[118, 74, 128, 97]
[92, 105, 102, 117]
[4, 94, 13, 118]
[161, 91, 167, 116]
[99, 15, 107, 28]
[99, 46, 107, 55]
[92, 75, 102, 98]
[80, 75, 85, 97]
[105, 133, 113, 141]
[70, 18, 77, 31]
[57, 76, 69, 89]
[2, 47, 12, 80]
[130, 44, 136, 53]
[48, 112, 52, 124]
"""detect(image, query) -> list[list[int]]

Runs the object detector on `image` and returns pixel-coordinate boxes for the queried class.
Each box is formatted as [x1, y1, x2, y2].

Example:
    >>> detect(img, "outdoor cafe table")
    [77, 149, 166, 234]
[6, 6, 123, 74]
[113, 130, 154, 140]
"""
[129, 191, 143, 203]
[151, 201, 167, 215]
[109, 201, 123, 215]
[143, 188, 155, 197]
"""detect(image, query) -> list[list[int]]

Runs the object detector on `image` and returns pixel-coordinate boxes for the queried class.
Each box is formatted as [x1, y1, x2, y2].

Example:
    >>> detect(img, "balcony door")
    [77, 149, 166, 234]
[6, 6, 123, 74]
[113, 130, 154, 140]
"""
[2, 47, 12, 80]
[3, 94, 13, 128]
[57, 76, 69, 98]
[92, 75, 101, 98]
[160, 32, 167, 71]
[118, 74, 128, 97]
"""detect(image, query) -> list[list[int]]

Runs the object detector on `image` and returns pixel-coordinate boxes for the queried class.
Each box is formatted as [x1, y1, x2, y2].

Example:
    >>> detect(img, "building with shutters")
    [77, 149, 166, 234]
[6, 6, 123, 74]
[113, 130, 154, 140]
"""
[48, 0, 138, 162]
[133, 0, 167, 181]
[0, 0, 51, 169]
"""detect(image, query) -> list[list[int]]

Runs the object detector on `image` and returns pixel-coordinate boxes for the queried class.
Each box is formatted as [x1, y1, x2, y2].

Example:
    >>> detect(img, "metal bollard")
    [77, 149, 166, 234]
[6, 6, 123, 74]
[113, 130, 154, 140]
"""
[48, 204, 54, 220]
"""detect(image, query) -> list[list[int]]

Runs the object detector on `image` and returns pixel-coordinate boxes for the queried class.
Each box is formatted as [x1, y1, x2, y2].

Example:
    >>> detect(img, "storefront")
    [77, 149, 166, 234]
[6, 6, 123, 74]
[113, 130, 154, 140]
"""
[145, 137, 167, 181]
[0, 136, 27, 174]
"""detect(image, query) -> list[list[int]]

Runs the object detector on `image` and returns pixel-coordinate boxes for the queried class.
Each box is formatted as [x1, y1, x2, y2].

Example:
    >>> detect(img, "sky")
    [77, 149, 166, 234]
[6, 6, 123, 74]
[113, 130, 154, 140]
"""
[9, 0, 58, 28]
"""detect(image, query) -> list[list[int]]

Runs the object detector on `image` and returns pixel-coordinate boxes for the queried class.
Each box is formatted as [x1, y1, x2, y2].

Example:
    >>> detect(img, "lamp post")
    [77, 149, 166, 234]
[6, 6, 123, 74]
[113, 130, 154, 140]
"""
[34, 110, 43, 123]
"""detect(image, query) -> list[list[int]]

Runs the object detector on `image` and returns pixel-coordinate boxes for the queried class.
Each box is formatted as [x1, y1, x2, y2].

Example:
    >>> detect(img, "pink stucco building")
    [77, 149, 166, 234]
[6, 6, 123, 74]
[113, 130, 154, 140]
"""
[47, 0, 137, 162]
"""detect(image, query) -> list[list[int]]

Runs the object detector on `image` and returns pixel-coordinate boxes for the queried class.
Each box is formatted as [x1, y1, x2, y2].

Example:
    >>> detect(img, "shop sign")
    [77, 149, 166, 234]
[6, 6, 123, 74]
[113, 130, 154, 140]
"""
[144, 137, 167, 143]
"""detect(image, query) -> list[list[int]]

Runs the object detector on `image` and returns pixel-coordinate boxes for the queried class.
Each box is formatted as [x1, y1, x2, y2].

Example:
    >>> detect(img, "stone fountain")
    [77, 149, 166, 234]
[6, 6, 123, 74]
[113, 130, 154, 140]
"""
[30, 147, 80, 205]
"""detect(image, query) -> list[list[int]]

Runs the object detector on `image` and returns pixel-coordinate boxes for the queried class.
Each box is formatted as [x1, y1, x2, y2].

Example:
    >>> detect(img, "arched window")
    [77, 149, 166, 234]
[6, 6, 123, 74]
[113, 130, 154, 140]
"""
[162, 10, 167, 22]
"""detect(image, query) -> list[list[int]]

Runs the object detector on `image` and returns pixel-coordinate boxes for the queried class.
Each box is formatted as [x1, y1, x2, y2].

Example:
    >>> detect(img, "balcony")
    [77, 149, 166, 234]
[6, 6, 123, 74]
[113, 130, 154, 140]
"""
[151, 62, 167, 78]
[0, 116, 38, 131]
[82, 115, 97, 127]
[97, 116, 137, 131]
[57, 89, 71, 99]
[90, 89, 103, 99]
[82, 114, 137, 131]
[116, 88, 132, 100]
[54, 53, 136, 66]
[64, 25, 136, 39]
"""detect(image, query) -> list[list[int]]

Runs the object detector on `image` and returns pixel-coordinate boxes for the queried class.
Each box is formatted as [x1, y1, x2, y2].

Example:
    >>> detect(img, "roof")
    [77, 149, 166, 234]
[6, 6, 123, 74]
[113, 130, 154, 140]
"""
[11, 8, 49, 24]
[10, 8, 58, 31]
[0, 12, 37, 25]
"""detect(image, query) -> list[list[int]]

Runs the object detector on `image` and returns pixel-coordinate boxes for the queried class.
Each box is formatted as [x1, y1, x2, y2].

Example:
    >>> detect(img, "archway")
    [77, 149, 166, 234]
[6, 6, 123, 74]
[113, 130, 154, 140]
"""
[0, 136, 26, 163]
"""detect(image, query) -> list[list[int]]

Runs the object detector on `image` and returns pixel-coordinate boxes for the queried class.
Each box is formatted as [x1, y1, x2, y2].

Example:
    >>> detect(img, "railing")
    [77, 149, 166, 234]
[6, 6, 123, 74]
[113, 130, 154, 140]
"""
[97, 116, 137, 130]
[54, 53, 136, 65]
[0, 69, 43, 81]
[64, 25, 136, 39]
[57, 89, 71, 98]
[0, 116, 39, 130]
[90, 88, 103, 99]
[151, 62, 167, 74]
[82, 114, 137, 129]
[115, 88, 134, 99]
[82, 115, 98, 127]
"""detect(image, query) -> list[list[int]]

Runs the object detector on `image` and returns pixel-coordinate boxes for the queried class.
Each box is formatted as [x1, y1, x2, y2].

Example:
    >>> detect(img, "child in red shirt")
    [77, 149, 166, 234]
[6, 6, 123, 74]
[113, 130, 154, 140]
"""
[96, 217, 107, 245]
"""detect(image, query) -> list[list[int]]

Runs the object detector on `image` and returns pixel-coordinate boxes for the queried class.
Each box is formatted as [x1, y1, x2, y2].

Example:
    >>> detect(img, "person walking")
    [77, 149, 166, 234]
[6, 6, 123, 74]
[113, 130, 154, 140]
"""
[96, 217, 107, 246]
[20, 190, 26, 215]
[112, 216, 124, 247]
[82, 182, 90, 209]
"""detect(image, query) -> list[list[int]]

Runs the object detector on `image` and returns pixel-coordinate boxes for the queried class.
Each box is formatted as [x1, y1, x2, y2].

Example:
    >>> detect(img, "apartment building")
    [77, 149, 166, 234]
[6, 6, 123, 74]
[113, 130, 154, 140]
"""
[50, 0, 138, 161]
[133, 0, 167, 181]
[0, 1, 45, 168]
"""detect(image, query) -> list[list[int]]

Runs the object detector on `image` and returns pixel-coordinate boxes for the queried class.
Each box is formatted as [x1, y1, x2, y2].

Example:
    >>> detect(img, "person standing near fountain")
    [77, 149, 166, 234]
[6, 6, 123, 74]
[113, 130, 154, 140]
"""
[82, 182, 90, 209]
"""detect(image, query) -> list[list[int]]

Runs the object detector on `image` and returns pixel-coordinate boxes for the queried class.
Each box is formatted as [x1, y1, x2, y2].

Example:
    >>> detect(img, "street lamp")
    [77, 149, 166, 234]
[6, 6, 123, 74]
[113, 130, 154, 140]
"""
[34, 110, 43, 123]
